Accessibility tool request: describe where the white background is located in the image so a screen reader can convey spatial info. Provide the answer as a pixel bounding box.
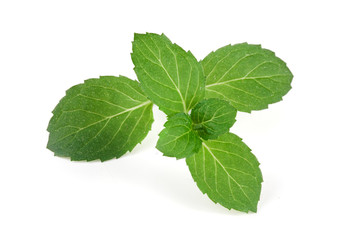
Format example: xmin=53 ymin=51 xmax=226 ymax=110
xmin=1 ymin=0 xmax=359 ymax=239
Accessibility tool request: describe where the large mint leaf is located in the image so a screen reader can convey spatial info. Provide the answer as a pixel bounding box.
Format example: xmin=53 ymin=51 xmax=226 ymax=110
xmin=186 ymin=133 xmax=263 ymax=212
xmin=47 ymin=76 xmax=153 ymax=161
xmin=202 ymin=43 xmax=293 ymax=113
xmin=132 ymin=33 xmax=205 ymax=115
xmin=191 ymin=98 xmax=237 ymax=140
xmin=156 ymin=113 xmax=201 ymax=159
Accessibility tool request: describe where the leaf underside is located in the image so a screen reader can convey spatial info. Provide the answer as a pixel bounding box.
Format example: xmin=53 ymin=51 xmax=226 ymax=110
xmin=156 ymin=113 xmax=201 ymax=159
xmin=186 ymin=133 xmax=263 ymax=212
xmin=201 ymin=43 xmax=293 ymax=113
xmin=191 ymin=98 xmax=237 ymax=140
xmin=132 ymin=33 xmax=205 ymax=115
xmin=47 ymin=76 xmax=153 ymax=161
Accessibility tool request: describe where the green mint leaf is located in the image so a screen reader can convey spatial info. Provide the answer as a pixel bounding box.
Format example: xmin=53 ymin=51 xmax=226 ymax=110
xmin=47 ymin=84 xmax=83 ymax=133
xmin=131 ymin=33 xmax=205 ymax=115
xmin=156 ymin=113 xmax=202 ymax=159
xmin=186 ymin=133 xmax=263 ymax=212
xmin=191 ymin=98 xmax=237 ymax=140
xmin=202 ymin=43 xmax=293 ymax=113
xmin=47 ymin=76 xmax=153 ymax=161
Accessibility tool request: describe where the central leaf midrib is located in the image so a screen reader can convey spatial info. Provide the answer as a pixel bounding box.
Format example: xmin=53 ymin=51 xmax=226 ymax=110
xmin=138 ymin=37 xmax=188 ymax=113
xmin=51 ymin=100 xmax=152 ymax=145
xmin=158 ymin=57 xmax=187 ymax=113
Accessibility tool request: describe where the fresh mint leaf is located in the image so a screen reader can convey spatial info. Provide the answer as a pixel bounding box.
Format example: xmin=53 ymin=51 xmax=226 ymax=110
xmin=47 ymin=76 xmax=153 ymax=161
xmin=186 ymin=133 xmax=263 ymax=212
xmin=156 ymin=113 xmax=202 ymax=159
xmin=131 ymin=33 xmax=205 ymax=115
xmin=191 ymin=98 xmax=237 ymax=140
xmin=202 ymin=43 xmax=293 ymax=113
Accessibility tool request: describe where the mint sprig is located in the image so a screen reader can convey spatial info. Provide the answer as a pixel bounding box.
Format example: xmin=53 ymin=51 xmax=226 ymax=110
xmin=47 ymin=33 xmax=293 ymax=212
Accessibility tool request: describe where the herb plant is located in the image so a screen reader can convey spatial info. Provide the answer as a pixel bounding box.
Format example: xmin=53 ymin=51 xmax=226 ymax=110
xmin=47 ymin=33 xmax=293 ymax=212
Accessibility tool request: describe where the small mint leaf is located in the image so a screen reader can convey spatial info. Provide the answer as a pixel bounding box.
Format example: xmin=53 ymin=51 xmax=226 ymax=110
xmin=47 ymin=76 xmax=154 ymax=161
xmin=132 ymin=33 xmax=205 ymax=115
xmin=186 ymin=133 xmax=263 ymax=212
xmin=202 ymin=43 xmax=293 ymax=113
xmin=191 ymin=98 xmax=237 ymax=140
xmin=156 ymin=113 xmax=202 ymax=159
